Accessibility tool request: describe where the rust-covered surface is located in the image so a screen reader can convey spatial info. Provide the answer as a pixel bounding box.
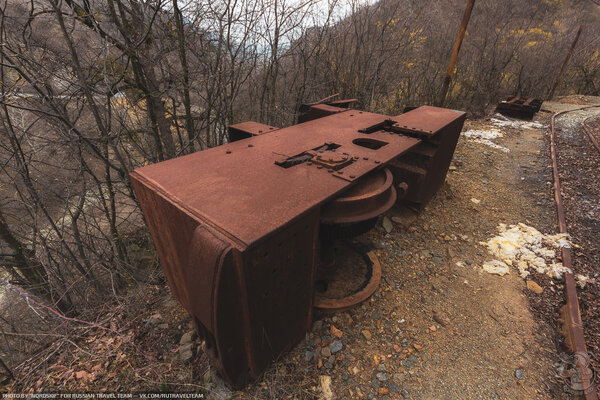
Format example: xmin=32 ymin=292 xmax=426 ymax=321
xmin=227 ymin=121 xmax=280 ymax=142
xmin=130 ymin=104 xmax=465 ymax=387
xmin=495 ymin=96 xmax=543 ymax=120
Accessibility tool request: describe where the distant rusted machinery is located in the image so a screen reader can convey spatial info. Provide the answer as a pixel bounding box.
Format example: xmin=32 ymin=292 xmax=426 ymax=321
xmin=131 ymin=99 xmax=465 ymax=388
xmin=495 ymin=96 xmax=543 ymax=119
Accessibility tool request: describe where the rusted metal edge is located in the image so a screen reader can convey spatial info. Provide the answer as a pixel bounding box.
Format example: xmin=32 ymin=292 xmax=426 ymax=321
xmin=550 ymin=107 xmax=599 ymax=400
xmin=130 ymin=171 xmax=248 ymax=250
xmin=582 ymin=116 xmax=600 ymax=153
xmin=314 ymin=250 xmax=381 ymax=312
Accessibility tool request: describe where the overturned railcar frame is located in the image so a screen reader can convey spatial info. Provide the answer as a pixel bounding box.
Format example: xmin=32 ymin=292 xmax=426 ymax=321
xmin=131 ymin=103 xmax=466 ymax=388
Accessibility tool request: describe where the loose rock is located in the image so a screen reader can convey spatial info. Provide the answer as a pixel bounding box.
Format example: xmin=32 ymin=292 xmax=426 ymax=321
xmin=330 ymin=325 xmax=343 ymax=338
xmin=526 ymin=280 xmax=543 ymax=294
xmin=319 ymin=375 xmax=335 ymax=400
xmin=330 ymin=340 xmax=343 ymax=354
xmin=383 ymin=216 xmax=393 ymax=233
xmin=376 ymin=372 xmax=388 ymax=381
xmin=180 ymin=330 xmax=196 ymax=345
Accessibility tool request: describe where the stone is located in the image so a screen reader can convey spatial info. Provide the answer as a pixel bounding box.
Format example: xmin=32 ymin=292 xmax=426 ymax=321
xmin=388 ymin=381 xmax=400 ymax=393
xmin=304 ymin=351 xmax=315 ymax=362
xmin=515 ymin=369 xmax=524 ymax=379
xmin=362 ymin=330 xmax=372 ymax=340
xmin=330 ymin=340 xmax=343 ymax=354
xmin=211 ymin=373 xmax=233 ymax=399
xmin=526 ymin=280 xmax=543 ymax=294
xmin=319 ymin=375 xmax=334 ymax=400
xmin=330 ymin=325 xmax=343 ymax=338
xmin=180 ymin=330 xmax=197 ymax=345
xmin=401 ymin=389 xmax=411 ymax=398
xmin=157 ymin=323 xmax=169 ymax=329
xmin=377 ymin=363 xmax=386 ymax=372
xmin=379 ymin=387 xmax=389 ymax=395
xmin=382 ymin=216 xmax=393 ymax=233
xmin=180 ymin=343 xmax=194 ymax=363
xmin=322 ymin=346 xmax=331 ymax=358
xmin=391 ymin=214 xmax=418 ymax=229
xmin=376 ymin=372 xmax=388 ymax=381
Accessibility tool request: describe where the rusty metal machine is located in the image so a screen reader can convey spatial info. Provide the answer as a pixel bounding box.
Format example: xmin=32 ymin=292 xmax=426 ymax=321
xmin=130 ymin=101 xmax=465 ymax=388
xmin=495 ymin=96 xmax=543 ymax=119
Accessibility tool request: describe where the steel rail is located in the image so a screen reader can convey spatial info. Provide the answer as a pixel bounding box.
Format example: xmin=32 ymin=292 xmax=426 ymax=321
xmin=582 ymin=115 xmax=600 ymax=153
xmin=550 ymin=105 xmax=600 ymax=400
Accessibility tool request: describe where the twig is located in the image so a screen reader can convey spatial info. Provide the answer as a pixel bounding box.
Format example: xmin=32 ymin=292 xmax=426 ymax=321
xmin=0 ymin=278 xmax=118 ymax=334
xmin=0 ymin=355 xmax=14 ymax=380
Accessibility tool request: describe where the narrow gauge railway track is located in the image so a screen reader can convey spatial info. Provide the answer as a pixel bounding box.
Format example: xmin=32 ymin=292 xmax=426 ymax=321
xmin=582 ymin=115 xmax=600 ymax=153
xmin=550 ymin=106 xmax=600 ymax=400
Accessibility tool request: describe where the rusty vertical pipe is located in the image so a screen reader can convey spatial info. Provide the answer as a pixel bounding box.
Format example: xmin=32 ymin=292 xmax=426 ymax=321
xmin=436 ymin=0 xmax=476 ymax=107
xmin=548 ymin=25 xmax=584 ymax=100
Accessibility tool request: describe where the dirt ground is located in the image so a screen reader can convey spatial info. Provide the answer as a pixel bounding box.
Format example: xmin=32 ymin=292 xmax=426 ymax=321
xmin=4 ymin=97 xmax=599 ymax=399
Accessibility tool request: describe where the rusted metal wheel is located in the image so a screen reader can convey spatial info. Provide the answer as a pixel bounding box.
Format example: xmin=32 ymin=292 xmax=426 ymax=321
xmin=314 ymin=242 xmax=381 ymax=312
xmin=320 ymin=167 xmax=396 ymax=225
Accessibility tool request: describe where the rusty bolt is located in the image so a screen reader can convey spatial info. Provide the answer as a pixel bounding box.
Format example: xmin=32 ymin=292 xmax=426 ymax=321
xmin=363 ymin=157 xmax=369 ymax=160
xmin=307 ymin=162 xmax=313 ymax=165
xmin=317 ymin=165 xmax=323 ymax=169
xmin=226 ymin=150 xmax=232 ymax=154
xmin=248 ymin=144 xmax=254 ymax=147
xmin=350 ymin=175 xmax=356 ymax=178
xmin=337 ymin=171 xmax=343 ymax=174
xmin=328 ymin=169 xmax=334 ymax=173
xmin=375 ymin=160 xmax=380 ymax=164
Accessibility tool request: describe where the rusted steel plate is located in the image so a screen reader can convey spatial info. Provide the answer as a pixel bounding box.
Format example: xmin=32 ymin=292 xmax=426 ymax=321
xmin=298 ymin=103 xmax=348 ymax=123
xmin=495 ymin=96 xmax=542 ymax=119
xmin=228 ymin=121 xmax=279 ymax=142
xmin=133 ymin=110 xmax=421 ymax=248
xmin=391 ymin=105 xmax=466 ymax=137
